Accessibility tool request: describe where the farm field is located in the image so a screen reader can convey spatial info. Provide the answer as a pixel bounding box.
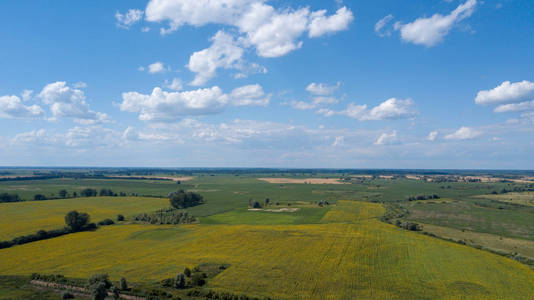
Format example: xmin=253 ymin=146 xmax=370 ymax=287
xmin=0 ymin=196 xmax=169 ymax=240
xmin=2 ymin=201 xmax=534 ymax=299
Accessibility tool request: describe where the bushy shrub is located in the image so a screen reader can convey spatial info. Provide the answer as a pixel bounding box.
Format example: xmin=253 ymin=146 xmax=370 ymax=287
xmin=97 ymin=219 xmax=114 ymax=226
xmin=117 ymin=214 xmax=125 ymax=221
xmin=174 ymin=273 xmax=186 ymax=289
xmin=191 ymin=273 xmax=205 ymax=287
xmin=120 ymin=277 xmax=128 ymax=290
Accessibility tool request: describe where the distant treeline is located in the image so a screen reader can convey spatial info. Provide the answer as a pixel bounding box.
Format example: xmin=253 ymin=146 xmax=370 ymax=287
xmin=0 ymin=188 xmax=131 ymax=203
xmin=0 ymin=193 xmax=21 ymax=203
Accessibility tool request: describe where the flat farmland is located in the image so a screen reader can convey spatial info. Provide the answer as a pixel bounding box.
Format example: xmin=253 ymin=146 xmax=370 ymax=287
xmin=1 ymin=201 xmax=534 ymax=299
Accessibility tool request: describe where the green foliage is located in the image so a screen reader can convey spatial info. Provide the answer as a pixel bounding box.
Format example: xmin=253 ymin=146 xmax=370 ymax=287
xmin=33 ymin=194 xmax=47 ymax=201
xmin=184 ymin=267 xmax=191 ymax=277
xmin=88 ymin=274 xmax=111 ymax=300
xmin=111 ymin=286 xmax=120 ymax=300
xmin=58 ymin=189 xmax=68 ymax=198
xmin=191 ymin=273 xmax=205 ymax=287
xmin=99 ymin=189 xmax=114 ymax=197
xmin=97 ymin=219 xmax=114 ymax=226
xmin=134 ymin=208 xmax=195 ymax=224
xmin=169 ymin=190 xmax=204 ymax=209
xmin=65 ymin=211 xmax=90 ymax=232
xmin=80 ymin=188 xmax=98 ymax=197
xmin=117 ymin=214 xmax=125 ymax=222
xmin=120 ymin=277 xmax=128 ymax=290
xmin=0 ymin=193 xmax=20 ymax=203
xmin=174 ymin=273 xmax=186 ymax=289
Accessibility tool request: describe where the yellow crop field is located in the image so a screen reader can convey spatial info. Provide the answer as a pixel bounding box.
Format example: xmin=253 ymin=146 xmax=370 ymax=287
xmin=1 ymin=201 xmax=534 ymax=299
xmin=0 ymin=197 xmax=169 ymax=240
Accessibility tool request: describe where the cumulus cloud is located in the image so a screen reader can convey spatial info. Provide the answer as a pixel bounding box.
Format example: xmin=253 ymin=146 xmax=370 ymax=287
xmin=394 ymin=0 xmax=477 ymax=47
xmin=188 ymin=31 xmax=244 ymax=86
xmin=229 ymin=84 xmax=270 ymax=106
xmin=165 ymin=78 xmax=183 ymax=91
xmin=12 ymin=126 xmax=121 ymax=148
xmin=120 ymin=84 xmax=269 ymax=122
xmin=444 ymin=126 xmax=481 ymax=140
xmin=319 ymin=98 xmax=416 ymax=121
xmin=308 ymin=7 xmax=354 ymax=38
xmin=375 ymin=131 xmax=398 ymax=145
xmin=120 ymin=86 xmax=228 ymax=122
xmin=494 ymin=100 xmax=534 ymax=113
xmin=141 ymin=1 xmax=353 ymax=83
xmin=306 ymin=82 xmax=340 ymax=95
xmin=0 ymin=95 xmax=44 ymax=119
xmin=148 ymin=62 xmax=167 ymax=74
xmin=144 ymin=0 xmax=353 ymax=56
xmin=38 ymin=81 xmax=109 ymax=124
xmin=21 ymin=89 xmax=33 ymax=101
xmin=475 ymin=80 xmax=534 ymax=105
xmin=427 ymin=131 xmax=438 ymax=141
xmin=115 ymin=9 xmax=144 ymax=29
xmin=375 ymin=14 xmax=394 ymax=37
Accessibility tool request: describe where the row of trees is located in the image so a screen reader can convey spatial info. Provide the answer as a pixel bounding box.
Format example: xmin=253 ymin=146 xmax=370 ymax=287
xmin=0 ymin=193 xmax=20 ymax=203
xmin=134 ymin=209 xmax=195 ymax=224
xmin=407 ymin=194 xmax=440 ymax=201
xmin=0 ymin=210 xmax=95 ymax=249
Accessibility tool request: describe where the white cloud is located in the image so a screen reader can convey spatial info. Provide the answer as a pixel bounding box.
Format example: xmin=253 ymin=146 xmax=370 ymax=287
xmin=475 ymin=80 xmax=534 ymax=105
xmin=165 ymin=78 xmax=183 ymax=91
xmin=308 ymin=7 xmax=354 ymax=38
xmin=321 ymin=98 xmax=416 ymax=121
xmin=364 ymin=98 xmax=416 ymax=120
xmin=375 ymin=14 xmax=394 ymax=37
xmin=148 ymin=62 xmax=167 ymax=74
xmin=12 ymin=126 xmax=121 ymax=148
xmin=444 ymin=126 xmax=481 ymax=140
xmin=494 ymin=100 xmax=534 ymax=113
xmin=144 ymin=0 xmax=353 ymax=56
xmin=38 ymin=81 xmax=109 ymax=124
xmin=305 ymin=82 xmax=340 ymax=95
xmin=0 ymin=95 xmax=44 ymax=119
xmin=229 ymin=84 xmax=270 ymax=106
xmin=138 ymin=66 xmax=145 ymax=71
xmin=240 ymin=4 xmax=310 ymax=58
xmin=375 ymin=131 xmax=398 ymax=145
xmin=141 ymin=27 xmax=151 ymax=32
xmin=120 ymin=86 xmax=228 ymax=122
xmin=427 ymin=131 xmax=438 ymax=141
xmin=115 ymin=9 xmax=144 ymax=29
xmin=21 ymin=89 xmax=33 ymax=101
xmin=290 ymin=100 xmax=317 ymax=110
xmin=188 ymin=31 xmax=244 ymax=86
xmin=394 ymin=0 xmax=477 ymax=47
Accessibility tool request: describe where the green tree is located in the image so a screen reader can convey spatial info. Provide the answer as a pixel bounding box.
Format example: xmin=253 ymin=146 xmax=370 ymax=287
xmin=88 ymin=274 xmax=111 ymax=300
xmin=174 ymin=273 xmax=186 ymax=289
xmin=120 ymin=277 xmax=128 ymax=290
xmin=169 ymin=190 xmax=204 ymax=209
xmin=184 ymin=267 xmax=191 ymax=277
xmin=59 ymin=189 xmax=68 ymax=198
xmin=65 ymin=210 xmax=90 ymax=232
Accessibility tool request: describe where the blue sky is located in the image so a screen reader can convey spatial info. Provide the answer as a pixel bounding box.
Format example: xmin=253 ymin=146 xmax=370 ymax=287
xmin=1 ymin=0 xmax=534 ymax=168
